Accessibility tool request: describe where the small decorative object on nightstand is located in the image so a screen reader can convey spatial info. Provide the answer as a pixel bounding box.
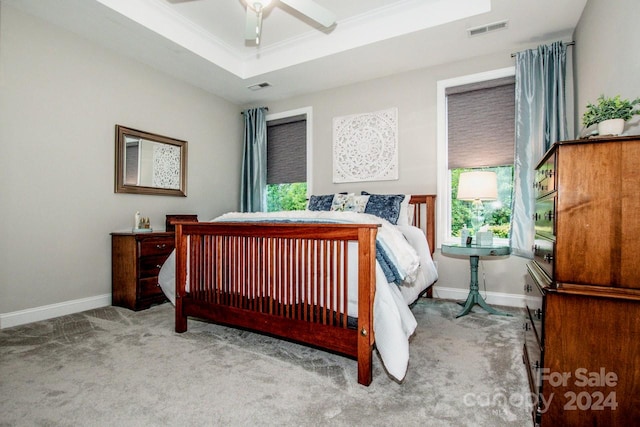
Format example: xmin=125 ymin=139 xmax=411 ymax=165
xmin=111 ymin=231 xmax=174 ymax=310
xmin=441 ymin=242 xmax=511 ymax=318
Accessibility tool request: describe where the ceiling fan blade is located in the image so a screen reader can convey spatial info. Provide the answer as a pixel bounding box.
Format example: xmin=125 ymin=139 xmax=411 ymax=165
xmin=245 ymin=8 xmax=260 ymax=41
xmin=280 ymin=0 xmax=336 ymax=27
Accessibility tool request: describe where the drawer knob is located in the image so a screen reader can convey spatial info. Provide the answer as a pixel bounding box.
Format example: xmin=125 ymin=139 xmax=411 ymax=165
xmin=544 ymin=211 xmax=555 ymax=220
xmin=544 ymin=254 xmax=554 ymax=263
xmin=535 ymin=308 xmax=543 ymax=320
xmin=523 ymin=323 xmax=530 ymax=331
xmin=155 ymin=264 xmax=163 ymax=269
xmin=156 ymin=244 xmax=167 ymax=249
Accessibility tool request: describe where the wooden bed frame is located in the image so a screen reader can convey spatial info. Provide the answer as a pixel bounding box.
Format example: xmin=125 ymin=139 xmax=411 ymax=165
xmin=174 ymin=194 xmax=436 ymax=386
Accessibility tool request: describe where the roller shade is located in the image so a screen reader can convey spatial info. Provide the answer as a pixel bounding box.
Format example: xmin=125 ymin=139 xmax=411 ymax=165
xmin=267 ymin=115 xmax=306 ymax=184
xmin=447 ymin=77 xmax=515 ymax=169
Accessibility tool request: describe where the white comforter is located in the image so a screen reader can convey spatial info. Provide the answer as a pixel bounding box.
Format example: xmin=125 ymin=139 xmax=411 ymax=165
xmin=158 ymin=210 xmax=438 ymax=381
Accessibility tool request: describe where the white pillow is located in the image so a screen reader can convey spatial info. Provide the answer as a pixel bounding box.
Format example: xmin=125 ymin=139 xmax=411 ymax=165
xmin=330 ymin=193 xmax=352 ymax=211
xmin=330 ymin=193 xmax=370 ymax=213
xmin=349 ymin=195 xmax=370 ymax=213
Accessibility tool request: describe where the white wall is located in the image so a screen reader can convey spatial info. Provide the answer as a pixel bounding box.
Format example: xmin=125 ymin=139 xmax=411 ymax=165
xmin=263 ymin=51 xmax=532 ymax=302
xmin=0 ymin=5 xmax=242 ymax=317
xmin=573 ymin=0 xmax=640 ymax=136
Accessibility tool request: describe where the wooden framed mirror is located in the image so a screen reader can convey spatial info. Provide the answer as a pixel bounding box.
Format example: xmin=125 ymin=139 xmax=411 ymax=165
xmin=115 ymin=125 xmax=187 ymax=197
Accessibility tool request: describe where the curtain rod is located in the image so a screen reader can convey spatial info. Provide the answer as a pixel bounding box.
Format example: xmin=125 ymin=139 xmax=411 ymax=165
xmin=510 ymin=41 xmax=574 ymax=58
xmin=240 ymin=107 xmax=269 ymax=115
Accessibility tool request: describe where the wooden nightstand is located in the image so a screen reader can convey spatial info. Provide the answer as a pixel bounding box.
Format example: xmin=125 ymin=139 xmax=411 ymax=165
xmin=111 ymin=231 xmax=174 ymax=310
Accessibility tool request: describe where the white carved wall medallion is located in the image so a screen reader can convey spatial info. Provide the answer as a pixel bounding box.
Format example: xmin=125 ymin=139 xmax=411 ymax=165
xmin=332 ymin=107 xmax=398 ymax=183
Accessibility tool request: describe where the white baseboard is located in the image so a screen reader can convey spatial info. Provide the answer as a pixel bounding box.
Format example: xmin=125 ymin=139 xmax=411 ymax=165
xmin=0 ymin=294 xmax=112 ymax=329
xmin=430 ymin=285 xmax=526 ymax=308
xmin=0 ymin=287 xmax=524 ymax=329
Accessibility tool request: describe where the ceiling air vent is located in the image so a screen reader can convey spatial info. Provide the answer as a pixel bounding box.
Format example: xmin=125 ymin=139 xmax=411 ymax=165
xmin=247 ymin=82 xmax=271 ymax=91
xmin=467 ymin=20 xmax=508 ymax=37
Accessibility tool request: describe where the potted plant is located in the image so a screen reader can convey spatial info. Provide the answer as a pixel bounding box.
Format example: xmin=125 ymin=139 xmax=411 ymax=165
xmin=582 ymin=94 xmax=640 ymax=136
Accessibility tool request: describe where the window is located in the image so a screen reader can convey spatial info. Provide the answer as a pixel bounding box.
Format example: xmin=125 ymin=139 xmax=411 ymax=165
xmin=265 ymin=108 xmax=312 ymax=211
xmin=437 ymin=69 xmax=516 ymax=244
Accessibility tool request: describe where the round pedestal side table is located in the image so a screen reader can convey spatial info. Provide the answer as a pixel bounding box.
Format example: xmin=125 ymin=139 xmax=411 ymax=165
xmin=441 ymin=243 xmax=512 ymax=318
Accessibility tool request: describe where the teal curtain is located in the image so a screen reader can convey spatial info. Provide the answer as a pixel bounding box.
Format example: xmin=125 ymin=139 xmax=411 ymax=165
xmin=240 ymin=107 xmax=268 ymax=212
xmin=511 ymin=41 xmax=568 ymax=257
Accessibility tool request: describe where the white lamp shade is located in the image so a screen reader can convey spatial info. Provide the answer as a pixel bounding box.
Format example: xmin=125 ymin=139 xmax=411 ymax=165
xmin=457 ymin=171 xmax=498 ymax=201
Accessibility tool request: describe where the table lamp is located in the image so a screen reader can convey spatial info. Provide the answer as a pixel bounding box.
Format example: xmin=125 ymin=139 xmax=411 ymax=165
xmin=457 ymin=170 xmax=498 ymax=231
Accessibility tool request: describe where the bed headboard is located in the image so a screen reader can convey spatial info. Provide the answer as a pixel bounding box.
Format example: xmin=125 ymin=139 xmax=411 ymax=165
xmin=409 ymin=194 xmax=436 ymax=255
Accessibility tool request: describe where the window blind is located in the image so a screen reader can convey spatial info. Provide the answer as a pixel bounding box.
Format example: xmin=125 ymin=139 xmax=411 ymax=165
xmin=447 ymin=77 xmax=515 ymax=169
xmin=267 ymin=115 xmax=307 ymax=184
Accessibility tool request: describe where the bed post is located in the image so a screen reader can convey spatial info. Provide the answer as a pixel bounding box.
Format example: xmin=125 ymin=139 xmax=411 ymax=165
xmin=357 ymin=225 xmax=378 ymax=386
xmin=174 ymin=223 xmax=187 ymax=333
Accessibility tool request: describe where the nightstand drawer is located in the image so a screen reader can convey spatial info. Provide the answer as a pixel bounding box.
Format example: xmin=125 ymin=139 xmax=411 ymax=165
xmin=139 ymin=237 xmax=174 ymax=257
xmin=139 ymin=255 xmax=170 ymax=278
xmin=139 ymin=277 xmax=163 ymax=299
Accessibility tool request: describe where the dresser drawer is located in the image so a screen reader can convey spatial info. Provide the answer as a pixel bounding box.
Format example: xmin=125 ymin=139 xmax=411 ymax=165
xmin=139 ymin=237 xmax=174 ymax=257
xmin=525 ymin=274 xmax=544 ymax=342
xmin=523 ymin=328 xmax=543 ymax=395
xmin=524 ymin=263 xmax=546 ymax=403
xmin=534 ymin=194 xmax=556 ymax=239
xmin=533 ymin=236 xmax=554 ymax=279
xmin=534 ymin=150 xmax=556 ymax=198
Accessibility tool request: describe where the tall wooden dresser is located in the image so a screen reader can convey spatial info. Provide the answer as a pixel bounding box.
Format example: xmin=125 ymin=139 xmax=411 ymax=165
xmin=111 ymin=231 xmax=174 ymax=310
xmin=524 ymin=136 xmax=640 ymax=426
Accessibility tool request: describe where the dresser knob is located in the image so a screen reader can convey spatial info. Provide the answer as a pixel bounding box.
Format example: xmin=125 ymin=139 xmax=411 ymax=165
xmin=155 ymin=264 xmax=163 ymax=269
xmin=535 ymin=308 xmax=543 ymax=319
xmin=156 ymin=244 xmax=167 ymax=249
xmin=544 ymin=254 xmax=553 ymax=263
xmin=523 ymin=323 xmax=530 ymax=331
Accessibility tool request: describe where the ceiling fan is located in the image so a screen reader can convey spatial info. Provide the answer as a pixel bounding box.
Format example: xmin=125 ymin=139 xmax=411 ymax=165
xmin=243 ymin=0 xmax=336 ymax=45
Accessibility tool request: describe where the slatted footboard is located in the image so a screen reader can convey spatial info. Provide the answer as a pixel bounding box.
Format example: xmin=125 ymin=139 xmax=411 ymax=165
xmin=174 ymin=222 xmax=379 ymax=386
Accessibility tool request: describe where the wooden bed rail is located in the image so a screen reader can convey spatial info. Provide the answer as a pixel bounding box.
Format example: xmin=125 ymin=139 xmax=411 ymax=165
xmin=409 ymin=194 xmax=436 ymax=255
xmin=174 ymin=221 xmax=379 ymax=385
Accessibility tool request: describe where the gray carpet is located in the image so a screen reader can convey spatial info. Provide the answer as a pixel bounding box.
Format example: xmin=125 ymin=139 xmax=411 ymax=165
xmin=0 ymin=299 xmax=532 ymax=426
